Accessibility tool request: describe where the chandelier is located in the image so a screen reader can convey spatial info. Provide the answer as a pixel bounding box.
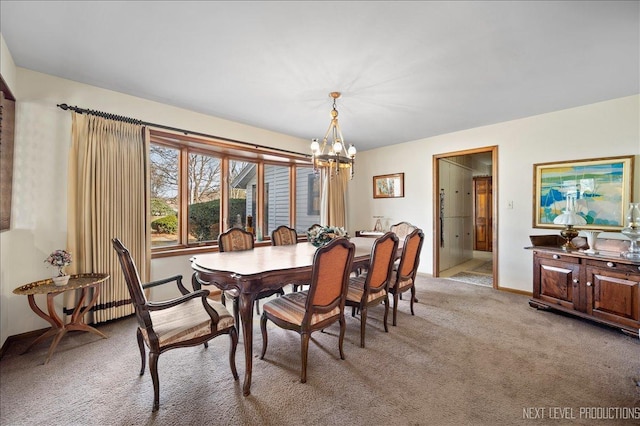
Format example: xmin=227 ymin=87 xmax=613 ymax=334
xmin=310 ymin=92 xmax=356 ymax=179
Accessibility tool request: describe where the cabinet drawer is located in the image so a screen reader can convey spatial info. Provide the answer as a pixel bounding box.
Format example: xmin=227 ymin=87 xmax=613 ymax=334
xmin=532 ymin=251 xmax=580 ymax=264
xmin=584 ymin=259 xmax=640 ymax=275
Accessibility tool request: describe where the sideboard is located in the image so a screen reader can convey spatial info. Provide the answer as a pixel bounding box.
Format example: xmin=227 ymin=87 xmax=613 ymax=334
xmin=527 ymin=236 xmax=639 ymax=337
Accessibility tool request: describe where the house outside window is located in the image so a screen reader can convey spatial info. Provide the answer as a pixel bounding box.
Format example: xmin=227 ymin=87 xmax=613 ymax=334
xmin=149 ymin=130 xmax=318 ymax=253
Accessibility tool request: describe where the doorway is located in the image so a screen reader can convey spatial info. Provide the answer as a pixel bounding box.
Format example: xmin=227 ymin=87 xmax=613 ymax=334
xmin=433 ymin=147 xmax=497 ymax=288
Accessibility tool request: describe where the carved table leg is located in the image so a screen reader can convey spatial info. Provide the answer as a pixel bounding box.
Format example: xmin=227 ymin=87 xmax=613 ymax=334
xmin=239 ymin=290 xmax=257 ymax=396
xmin=66 ymin=286 xmax=107 ymax=338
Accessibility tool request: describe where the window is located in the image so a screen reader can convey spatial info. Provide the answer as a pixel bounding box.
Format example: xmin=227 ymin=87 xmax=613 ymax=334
xmin=187 ymin=152 xmax=221 ymax=244
xmin=296 ymin=168 xmax=321 ymax=233
xmin=265 ymin=164 xmax=290 ymax=236
xmin=150 ymin=144 xmax=180 ymax=247
xmin=149 ymin=130 xmax=315 ymax=253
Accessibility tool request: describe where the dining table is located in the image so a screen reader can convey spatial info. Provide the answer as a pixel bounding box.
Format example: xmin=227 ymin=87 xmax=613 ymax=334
xmin=190 ymin=236 xmax=394 ymax=396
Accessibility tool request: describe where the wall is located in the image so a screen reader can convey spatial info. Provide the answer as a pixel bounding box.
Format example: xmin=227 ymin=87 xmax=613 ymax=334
xmin=0 ymin=65 xmax=310 ymax=346
xmin=348 ymin=95 xmax=640 ymax=293
xmin=1 ymin=35 xmax=638 ymax=345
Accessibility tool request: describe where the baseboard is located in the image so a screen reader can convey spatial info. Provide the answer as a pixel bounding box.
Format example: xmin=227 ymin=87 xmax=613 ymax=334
xmin=497 ymin=286 xmax=532 ymax=297
xmin=0 ymin=327 xmax=49 ymax=360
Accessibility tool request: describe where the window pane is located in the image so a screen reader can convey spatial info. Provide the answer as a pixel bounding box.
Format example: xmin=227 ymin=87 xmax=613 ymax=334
xmin=187 ymin=152 xmax=221 ymax=243
xmin=229 ymin=159 xmax=253 ymax=233
xmin=265 ymin=164 xmax=290 ymax=236
xmin=296 ymin=167 xmax=321 ymax=233
xmin=150 ymin=145 xmax=179 ymax=247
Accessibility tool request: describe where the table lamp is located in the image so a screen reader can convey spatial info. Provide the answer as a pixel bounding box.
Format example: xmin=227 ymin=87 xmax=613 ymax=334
xmin=554 ymin=197 xmax=586 ymax=250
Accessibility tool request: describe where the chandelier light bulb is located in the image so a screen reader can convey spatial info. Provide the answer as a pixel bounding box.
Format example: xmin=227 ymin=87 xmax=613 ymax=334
xmin=347 ymin=145 xmax=356 ymax=156
xmin=333 ymin=141 xmax=343 ymax=153
xmin=310 ymin=139 xmax=320 ymax=153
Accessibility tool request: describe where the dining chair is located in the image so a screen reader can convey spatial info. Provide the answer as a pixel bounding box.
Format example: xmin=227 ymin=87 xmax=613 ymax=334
xmin=218 ymin=228 xmax=284 ymax=326
xmin=389 ymin=221 xmax=419 ymax=300
xmin=111 ymin=238 xmax=238 ymax=411
xmin=388 ymin=228 xmax=425 ymax=326
xmin=345 ymin=231 xmax=399 ymax=348
xmin=390 ymin=221 xmax=417 ymax=241
xmin=271 ymin=225 xmax=309 ymax=292
xmin=259 ymin=237 xmax=355 ymax=383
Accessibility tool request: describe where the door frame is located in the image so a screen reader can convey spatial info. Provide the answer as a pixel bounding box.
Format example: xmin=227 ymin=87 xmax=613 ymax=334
xmin=432 ymin=146 xmax=498 ymax=289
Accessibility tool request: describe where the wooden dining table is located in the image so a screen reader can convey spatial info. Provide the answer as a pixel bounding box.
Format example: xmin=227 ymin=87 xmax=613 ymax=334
xmin=190 ymin=236 xmax=388 ymax=396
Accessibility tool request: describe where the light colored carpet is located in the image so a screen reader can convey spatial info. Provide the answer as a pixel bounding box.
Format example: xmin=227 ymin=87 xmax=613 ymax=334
xmin=1 ymin=275 xmax=638 ymax=425
xmin=448 ymin=271 xmax=493 ymax=287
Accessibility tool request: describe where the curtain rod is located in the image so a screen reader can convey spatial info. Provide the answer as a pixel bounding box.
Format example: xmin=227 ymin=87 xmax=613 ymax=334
xmin=56 ymin=103 xmax=311 ymax=158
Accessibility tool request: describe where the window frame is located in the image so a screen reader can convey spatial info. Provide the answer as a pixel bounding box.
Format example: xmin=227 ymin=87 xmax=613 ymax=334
xmin=149 ymin=129 xmax=313 ymax=257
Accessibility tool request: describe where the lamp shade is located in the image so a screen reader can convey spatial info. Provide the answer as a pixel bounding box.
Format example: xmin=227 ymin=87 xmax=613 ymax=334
xmin=553 ymin=212 xmax=587 ymax=226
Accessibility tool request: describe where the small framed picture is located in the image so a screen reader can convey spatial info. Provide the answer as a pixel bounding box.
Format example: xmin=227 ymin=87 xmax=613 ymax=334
xmin=373 ymin=173 xmax=404 ymax=199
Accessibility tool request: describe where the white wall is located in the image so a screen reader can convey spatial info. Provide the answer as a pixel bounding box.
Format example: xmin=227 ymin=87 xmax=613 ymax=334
xmin=1 ymin=37 xmax=638 ymax=346
xmin=348 ymin=95 xmax=640 ymax=292
xmin=0 ymin=34 xmax=16 ymax=91
xmin=0 ymin=66 xmax=310 ymax=346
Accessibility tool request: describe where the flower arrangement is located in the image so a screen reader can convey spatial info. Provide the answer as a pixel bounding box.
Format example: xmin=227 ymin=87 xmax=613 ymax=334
xmin=44 ymin=249 xmax=72 ymax=277
xmin=307 ymin=226 xmax=350 ymax=247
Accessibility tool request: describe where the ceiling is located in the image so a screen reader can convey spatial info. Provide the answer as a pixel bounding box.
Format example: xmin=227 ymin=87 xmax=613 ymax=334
xmin=1 ymin=1 xmax=638 ymax=152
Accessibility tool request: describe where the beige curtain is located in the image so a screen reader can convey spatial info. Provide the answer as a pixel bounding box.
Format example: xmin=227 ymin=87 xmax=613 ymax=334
xmin=320 ymin=168 xmax=348 ymax=228
xmin=65 ymin=113 xmax=149 ymax=323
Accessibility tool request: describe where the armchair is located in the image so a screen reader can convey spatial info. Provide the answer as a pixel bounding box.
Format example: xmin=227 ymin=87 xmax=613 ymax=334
xmin=111 ymin=238 xmax=238 ymax=411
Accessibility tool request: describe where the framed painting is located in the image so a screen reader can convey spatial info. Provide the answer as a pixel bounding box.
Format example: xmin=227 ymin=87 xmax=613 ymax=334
xmin=373 ymin=173 xmax=404 ymax=199
xmin=533 ymin=155 xmax=634 ymax=230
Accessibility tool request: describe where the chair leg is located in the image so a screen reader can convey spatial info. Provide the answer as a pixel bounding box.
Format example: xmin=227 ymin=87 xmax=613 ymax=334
xmin=233 ymin=297 xmax=240 ymax=334
xmin=392 ymin=293 xmax=399 ymax=326
xmin=229 ymin=328 xmax=239 ymax=380
xmin=149 ymin=351 xmax=160 ymax=411
xmin=255 ymin=300 xmax=260 ymax=315
xmin=221 ymin=291 xmax=226 ymax=306
xmin=301 ymin=332 xmax=310 ymax=383
xmin=136 ymin=328 xmax=146 ymax=375
xmin=259 ymin=313 xmax=268 ymax=359
xmin=338 ymin=315 xmax=346 ymax=360
xmin=360 ymin=306 xmax=367 ymax=348
xmin=410 ymin=287 xmax=416 ymax=316
xmin=383 ymin=297 xmax=389 ymax=333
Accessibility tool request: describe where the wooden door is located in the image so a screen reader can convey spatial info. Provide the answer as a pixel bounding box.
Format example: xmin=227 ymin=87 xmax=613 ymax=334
xmin=473 ymin=176 xmax=492 ymax=251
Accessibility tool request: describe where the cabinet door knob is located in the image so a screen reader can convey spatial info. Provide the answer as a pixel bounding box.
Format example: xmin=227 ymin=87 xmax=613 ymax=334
xmin=553 ymin=254 xmax=560 ymax=260
xmin=586 ymin=282 xmax=592 ymax=287
xmin=572 ymin=279 xmax=579 ymax=284
xmin=606 ymin=262 xmax=615 ymax=268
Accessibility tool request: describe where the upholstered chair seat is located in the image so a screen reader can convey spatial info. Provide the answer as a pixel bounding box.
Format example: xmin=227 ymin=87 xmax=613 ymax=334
xmin=262 ymin=291 xmax=341 ymax=326
xmin=142 ymin=298 xmax=235 ymax=347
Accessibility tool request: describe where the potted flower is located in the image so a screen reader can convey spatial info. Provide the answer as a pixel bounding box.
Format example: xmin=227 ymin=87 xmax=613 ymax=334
xmin=44 ymin=249 xmax=72 ymax=286
xmin=307 ymin=226 xmax=350 ymax=247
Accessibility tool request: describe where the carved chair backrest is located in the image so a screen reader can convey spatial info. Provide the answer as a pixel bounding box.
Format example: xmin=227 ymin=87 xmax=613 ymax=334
xmin=396 ymin=228 xmax=425 ymax=282
xmin=364 ymin=232 xmax=399 ymax=294
xmin=218 ymin=228 xmax=255 ymax=252
xmin=304 ymin=238 xmax=355 ymax=322
xmin=271 ymin=225 xmax=298 ymax=246
xmin=111 ymin=238 xmax=152 ymax=330
xmin=390 ymin=221 xmax=417 ymax=241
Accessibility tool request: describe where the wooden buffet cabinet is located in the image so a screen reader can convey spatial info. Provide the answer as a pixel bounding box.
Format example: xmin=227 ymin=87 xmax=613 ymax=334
xmin=528 ymin=239 xmax=640 ymax=337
